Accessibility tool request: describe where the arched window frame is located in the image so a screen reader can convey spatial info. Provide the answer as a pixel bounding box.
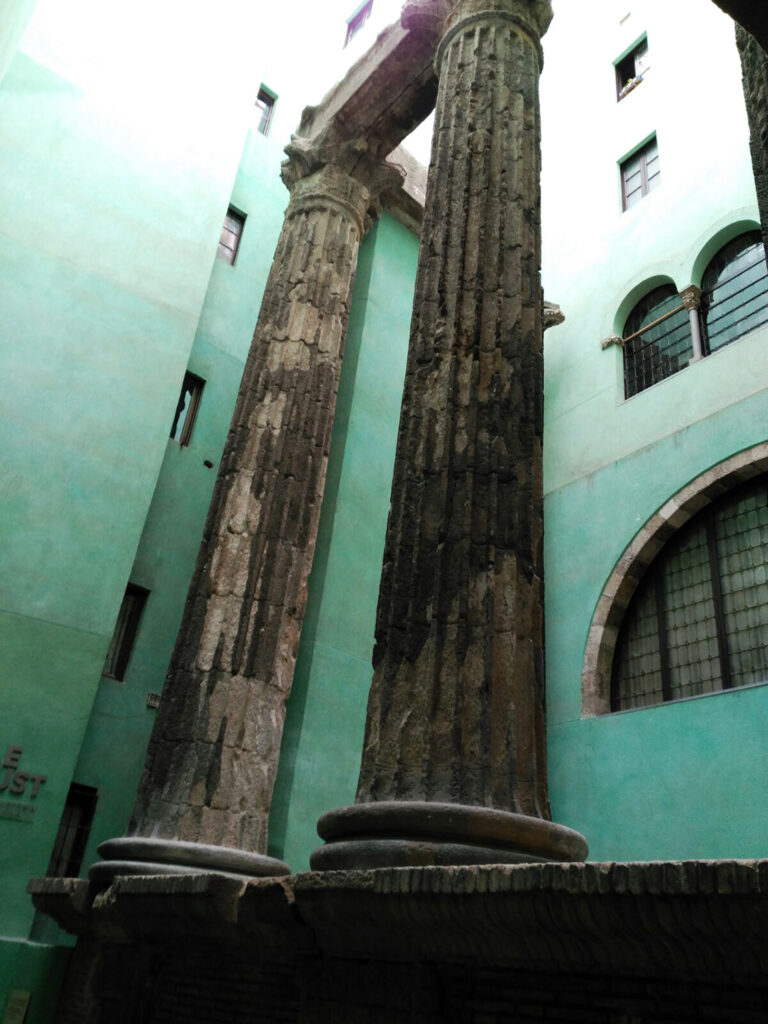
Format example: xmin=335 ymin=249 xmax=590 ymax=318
xmin=701 ymin=230 xmax=768 ymax=354
xmin=582 ymin=444 xmax=768 ymax=717
xmin=611 ymin=228 xmax=768 ymax=400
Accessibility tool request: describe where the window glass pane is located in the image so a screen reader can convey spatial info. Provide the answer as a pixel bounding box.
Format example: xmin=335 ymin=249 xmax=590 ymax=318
xmin=663 ymin=523 xmax=720 ymax=701
xmin=703 ymin=232 xmax=768 ymax=351
xmin=623 ymin=285 xmax=692 ymax=397
xmin=612 ymin=575 xmax=663 ymax=711
xmin=612 ymin=475 xmax=768 ymax=711
xmin=714 ymin=479 xmax=768 ymax=688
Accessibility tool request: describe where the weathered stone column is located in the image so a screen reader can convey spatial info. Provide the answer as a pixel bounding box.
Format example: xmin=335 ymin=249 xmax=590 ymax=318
xmin=736 ymin=25 xmax=768 ymax=266
xmin=92 ymin=156 xmax=392 ymax=884
xmin=312 ymin=0 xmax=587 ymax=869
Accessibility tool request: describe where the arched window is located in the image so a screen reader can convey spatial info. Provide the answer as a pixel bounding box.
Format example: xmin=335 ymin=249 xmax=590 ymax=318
xmin=622 ymin=284 xmax=692 ymax=398
xmin=702 ymin=231 xmax=768 ymax=353
xmin=612 ymin=475 xmax=768 ymax=711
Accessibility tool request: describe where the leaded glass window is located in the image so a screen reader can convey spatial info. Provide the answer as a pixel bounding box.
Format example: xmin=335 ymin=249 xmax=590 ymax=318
xmin=612 ymin=476 xmax=768 ymax=711
xmin=702 ymin=231 xmax=768 ymax=352
xmin=623 ymin=284 xmax=692 ymax=398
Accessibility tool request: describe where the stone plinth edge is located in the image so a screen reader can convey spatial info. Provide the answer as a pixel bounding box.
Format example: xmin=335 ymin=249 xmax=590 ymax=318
xmin=310 ymin=801 xmax=588 ymax=870
xmin=89 ymin=837 xmax=290 ymax=889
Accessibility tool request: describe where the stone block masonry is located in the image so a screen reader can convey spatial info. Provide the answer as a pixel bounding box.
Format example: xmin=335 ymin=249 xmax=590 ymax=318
xmin=31 ymin=861 xmax=768 ymax=1023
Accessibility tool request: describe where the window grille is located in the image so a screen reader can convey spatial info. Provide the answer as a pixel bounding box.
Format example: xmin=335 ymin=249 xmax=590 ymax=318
xmin=217 ymin=206 xmax=245 ymax=265
xmin=47 ymin=783 xmax=98 ymax=877
xmin=103 ymin=584 xmax=148 ymax=681
xmin=702 ymin=231 xmax=768 ymax=353
xmin=612 ymin=475 xmax=768 ymax=711
xmin=170 ymin=372 xmax=204 ymax=446
xmin=622 ymin=285 xmax=692 ymax=398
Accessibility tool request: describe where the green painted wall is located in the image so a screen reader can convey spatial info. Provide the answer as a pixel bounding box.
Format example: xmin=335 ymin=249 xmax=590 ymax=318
xmin=546 ymin=388 xmax=768 ymax=858
xmin=0 ymin=3 xmax=268 ymax=1014
xmin=269 ymin=214 xmax=419 ymax=871
xmin=540 ymin=0 xmax=768 ymax=862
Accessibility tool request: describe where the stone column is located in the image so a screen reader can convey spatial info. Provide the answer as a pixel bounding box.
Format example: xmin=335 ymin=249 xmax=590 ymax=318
xmin=92 ymin=156 xmax=392 ymax=884
xmin=736 ymin=25 xmax=768 ymax=266
xmin=312 ymin=0 xmax=587 ymax=870
xmin=680 ymin=285 xmax=704 ymax=361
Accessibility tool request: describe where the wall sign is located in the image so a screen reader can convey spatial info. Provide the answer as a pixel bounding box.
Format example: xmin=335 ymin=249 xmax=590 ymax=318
xmin=0 ymin=746 xmax=46 ymax=823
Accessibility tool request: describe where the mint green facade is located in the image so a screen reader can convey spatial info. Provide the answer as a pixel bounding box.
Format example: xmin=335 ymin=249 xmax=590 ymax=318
xmin=0 ymin=4 xmax=421 ymax=1015
xmin=540 ymin=0 xmax=768 ymax=859
xmin=3 ymin=0 xmax=768 ymax=1020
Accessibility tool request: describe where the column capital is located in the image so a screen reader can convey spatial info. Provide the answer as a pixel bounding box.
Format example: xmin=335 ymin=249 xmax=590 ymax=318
xmin=679 ymin=284 xmax=703 ymax=311
xmin=282 ymin=141 xmax=405 ymax=236
xmin=436 ymin=0 xmax=553 ymax=71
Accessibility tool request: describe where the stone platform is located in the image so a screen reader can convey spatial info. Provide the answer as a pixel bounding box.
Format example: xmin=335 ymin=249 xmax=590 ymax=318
xmin=31 ymin=861 xmax=768 ymax=1022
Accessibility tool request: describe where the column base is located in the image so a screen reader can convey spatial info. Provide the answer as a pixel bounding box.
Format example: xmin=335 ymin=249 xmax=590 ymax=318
xmin=310 ymin=801 xmax=588 ymax=871
xmin=89 ymin=836 xmax=290 ymax=888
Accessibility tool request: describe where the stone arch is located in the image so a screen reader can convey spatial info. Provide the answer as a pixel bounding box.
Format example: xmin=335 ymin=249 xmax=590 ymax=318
xmin=582 ymin=441 xmax=768 ymax=717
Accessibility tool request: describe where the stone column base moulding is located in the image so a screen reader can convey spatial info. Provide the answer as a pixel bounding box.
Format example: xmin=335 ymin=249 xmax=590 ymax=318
xmin=89 ymin=837 xmax=289 ymax=889
xmin=310 ymin=802 xmax=588 ymax=870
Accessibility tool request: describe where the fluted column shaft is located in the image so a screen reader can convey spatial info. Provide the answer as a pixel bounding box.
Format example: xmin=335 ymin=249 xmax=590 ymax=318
xmin=357 ymin=0 xmax=553 ymax=816
xmin=129 ymin=164 xmax=372 ymax=856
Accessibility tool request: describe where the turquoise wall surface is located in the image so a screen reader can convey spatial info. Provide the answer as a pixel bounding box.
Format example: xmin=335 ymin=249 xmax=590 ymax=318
xmin=269 ymin=214 xmax=419 ymax=871
xmin=540 ymin=0 xmax=768 ymax=862
xmin=0 ymin=2 xmax=265 ymax=1015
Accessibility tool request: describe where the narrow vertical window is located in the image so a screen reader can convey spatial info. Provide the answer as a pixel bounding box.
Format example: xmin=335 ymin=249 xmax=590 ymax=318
xmin=620 ymin=136 xmax=659 ymax=210
xmin=47 ymin=783 xmax=98 ymax=877
xmin=103 ymin=584 xmax=148 ymax=681
xmin=170 ymin=372 xmax=205 ymax=446
xmin=345 ymin=0 xmax=373 ymax=46
xmin=255 ymin=87 xmax=276 ymax=136
xmin=217 ymin=206 xmax=245 ymax=265
xmin=615 ymin=36 xmax=649 ymax=100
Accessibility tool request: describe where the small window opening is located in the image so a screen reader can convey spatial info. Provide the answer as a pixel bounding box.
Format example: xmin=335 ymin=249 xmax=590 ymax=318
xmin=217 ymin=206 xmax=245 ymax=265
xmin=615 ymin=37 xmax=649 ymax=100
xmin=256 ymin=87 xmax=276 ymax=136
xmin=47 ymin=783 xmax=98 ymax=877
xmin=345 ymin=0 xmax=373 ymax=46
xmin=620 ymin=135 xmax=659 ymax=211
xmin=103 ymin=584 xmax=148 ymax=681
xmin=170 ymin=372 xmax=205 ymax=446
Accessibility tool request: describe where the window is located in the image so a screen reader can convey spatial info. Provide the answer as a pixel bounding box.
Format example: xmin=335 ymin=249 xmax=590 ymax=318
xmin=620 ymin=136 xmax=659 ymax=210
xmin=702 ymin=231 xmax=768 ymax=353
xmin=170 ymin=372 xmax=204 ymax=446
xmin=47 ymin=783 xmax=98 ymax=877
xmin=217 ymin=206 xmax=245 ymax=265
xmin=622 ymin=284 xmax=691 ymax=397
xmin=344 ymin=0 xmax=373 ymax=46
xmin=103 ymin=584 xmax=148 ymax=681
xmin=255 ymin=87 xmax=276 ymax=136
xmin=615 ymin=36 xmax=649 ymax=100
xmin=612 ymin=476 xmax=768 ymax=711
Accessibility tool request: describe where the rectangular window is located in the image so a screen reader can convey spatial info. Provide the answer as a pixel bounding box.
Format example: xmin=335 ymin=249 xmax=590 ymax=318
xmin=615 ymin=36 xmax=649 ymax=100
xmin=217 ymin=206 xmax=245 ymax=265
xmin=255 ymin=86 xmax=276 ymax=136
xmin=47 ymin=783 xmax=98 ymax=878
xmin=345 ymin=0 xmax=373 ymax=46
xmin=103 ymin=584 xmax=148 ymax=681
xmin=170 ymin=372 xmax=204 ymax=446
xmin=620 ymin=136 xmax=659 ymax=211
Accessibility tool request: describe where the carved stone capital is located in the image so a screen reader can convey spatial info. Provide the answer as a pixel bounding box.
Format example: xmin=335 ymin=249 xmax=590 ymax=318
xmin=401 ymin=0 xmax=452 ymax=35
xmin=437 ymin=0 xmax=553 ymax=71
xmin=679 ymin=284 xmax=703 ymax=312
xmin=282 ymin=141 xmax=406 ymax=235
xmin=601 ymin=335 xmax=623 ymax=350
xmin=543 ymin=301 xmax=564 ymax=330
